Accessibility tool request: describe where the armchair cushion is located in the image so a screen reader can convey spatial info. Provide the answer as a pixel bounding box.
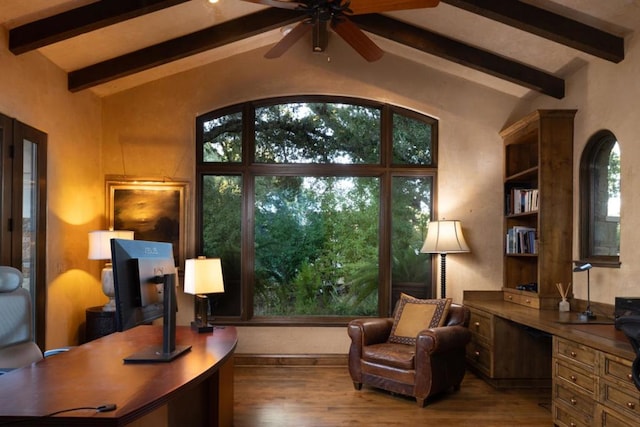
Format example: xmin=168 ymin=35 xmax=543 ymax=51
xmin=363 ymin=342 xmax=415 ymax=370
xmin=388 ymin=294 xmax=451 ymax=345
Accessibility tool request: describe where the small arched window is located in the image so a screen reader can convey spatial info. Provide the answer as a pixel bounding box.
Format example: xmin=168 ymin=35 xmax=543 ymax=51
xmin=579 ymin=130 xmax=620 ymax=267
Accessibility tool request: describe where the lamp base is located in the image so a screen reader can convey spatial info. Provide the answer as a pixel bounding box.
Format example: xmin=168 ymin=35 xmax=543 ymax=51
xmin=579 ymin=311 xmax=597 ymax=321
xmin=190 ymin=320 xmax=213 ymax=333
xmin=103 ymin=298 xmax=116 ymax=312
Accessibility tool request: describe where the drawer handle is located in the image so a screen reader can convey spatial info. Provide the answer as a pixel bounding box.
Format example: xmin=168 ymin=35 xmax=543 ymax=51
xmin=570 ymin=375 xmax=577 ymax=382
xmin=474 ymin=321 xmax=480 ymax=327
xmin=525 ymin=299 xmax=531 ymax=304
xmin=507 ymin=295 xmax=513 ymax=300
xmin=474 ymin=351 xmax=480 ymax=358
xmin=570 ymin=398 xmax=577 ymax=405
xmin=627 ymin=402 xmax=636 ymax=410
xmin=628 ymin=373 xmax=634 ymax=381
xmin=570 ymin=351 xmax=577 ymax=357
xmin=570 ymin=423 xmax=576 ymax=427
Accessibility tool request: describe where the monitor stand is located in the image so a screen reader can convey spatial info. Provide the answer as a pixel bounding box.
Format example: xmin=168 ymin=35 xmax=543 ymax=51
xmin=124 ymin=274 xmax=191 ymax=363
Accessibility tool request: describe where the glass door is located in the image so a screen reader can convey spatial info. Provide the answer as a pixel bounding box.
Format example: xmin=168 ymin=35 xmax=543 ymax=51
xmin=0 ymin=114 xmax=47 ymax=349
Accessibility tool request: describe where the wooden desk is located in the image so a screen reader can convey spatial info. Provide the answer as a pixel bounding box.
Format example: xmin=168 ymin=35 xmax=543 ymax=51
xmin=0 ymin=325 xmax=237 ymax=427
xmin=463 ymin=292 xmax=634 ymax=360
xmin=464 ymin=291 xmax=640 ymax=426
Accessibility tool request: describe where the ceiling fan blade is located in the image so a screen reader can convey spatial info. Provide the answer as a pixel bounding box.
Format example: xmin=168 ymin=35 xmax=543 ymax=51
xmin=346 ymin=0 xmax=440 ymax=15
xmin=265 ymin=21 xmax=312 ymax=59
xmin=331 ymin=18 xmax=384 ymax=62
xmin=240 ymin=0 xmax=304 ymax=10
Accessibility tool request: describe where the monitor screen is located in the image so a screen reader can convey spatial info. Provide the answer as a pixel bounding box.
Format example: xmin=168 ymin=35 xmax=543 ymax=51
xmin=111 ymin=238 xmax=176 ymax=332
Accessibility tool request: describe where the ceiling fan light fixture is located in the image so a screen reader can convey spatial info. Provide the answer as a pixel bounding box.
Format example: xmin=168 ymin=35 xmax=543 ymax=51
xmin=247 ymin=0 xmax=440 ymax=61
xmin=313 ymin=21 xmax=328 ymax=52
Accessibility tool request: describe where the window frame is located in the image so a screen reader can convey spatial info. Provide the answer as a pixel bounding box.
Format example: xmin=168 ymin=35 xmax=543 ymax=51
xmin=578 ymin=129 xmax=620 ymax=268
xmin=195 ymin=96 xmax=438 ymax=325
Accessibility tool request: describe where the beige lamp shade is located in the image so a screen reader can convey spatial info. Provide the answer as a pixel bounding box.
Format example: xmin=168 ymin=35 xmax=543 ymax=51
xmin=88 ymin=230 xmax=134 ymax=260
xmin=420 ymin=220 xmax=470 ymax=254
xmin=184 ymin=257 xmax=225 ymax=295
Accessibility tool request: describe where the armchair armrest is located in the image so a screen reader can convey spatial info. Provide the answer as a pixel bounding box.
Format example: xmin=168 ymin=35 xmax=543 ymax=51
xmin=416 ymin=325 xmax=471 ymax=355
xmin=348 ymin=318 xmax=394 ymax=385
xmin=348 ymin=318 xmax=393 ymax=347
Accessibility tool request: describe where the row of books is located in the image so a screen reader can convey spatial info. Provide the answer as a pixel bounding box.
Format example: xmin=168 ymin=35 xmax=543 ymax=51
xmin=506 ymin=188 xmax=539 ymax=215
xmin=506 ymin=226 xmax=538 ymax=254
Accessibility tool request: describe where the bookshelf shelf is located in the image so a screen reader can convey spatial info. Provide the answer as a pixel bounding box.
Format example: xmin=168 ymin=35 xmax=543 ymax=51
xmin=500 ymin=110 xmax=576 ymax=309
xmin=505 ymin=166 xmax=538 ymax=182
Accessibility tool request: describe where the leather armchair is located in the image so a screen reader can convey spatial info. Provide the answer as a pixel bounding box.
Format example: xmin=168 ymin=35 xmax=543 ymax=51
xmin=348 ymin=303 xmax=471 ymax=407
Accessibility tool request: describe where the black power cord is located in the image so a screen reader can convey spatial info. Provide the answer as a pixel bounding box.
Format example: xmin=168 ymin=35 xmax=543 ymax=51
xmin=0 ymin=404 xmax=116 ymax=426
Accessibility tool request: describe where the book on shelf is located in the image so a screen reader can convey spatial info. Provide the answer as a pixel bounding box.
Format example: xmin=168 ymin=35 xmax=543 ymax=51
xmin=505 ymin=226 xmax=538 ymax=254
xmin=506 ymin=188 xmax=539 ymax=215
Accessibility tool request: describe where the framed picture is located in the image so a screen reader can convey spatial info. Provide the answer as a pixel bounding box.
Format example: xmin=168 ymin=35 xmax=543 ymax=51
xmin=106 ymin=178 xmax=188 ymax=267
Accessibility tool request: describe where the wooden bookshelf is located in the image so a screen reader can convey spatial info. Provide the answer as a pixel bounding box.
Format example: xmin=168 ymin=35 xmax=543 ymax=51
xmin=500 ymin=110 xmax=577 ymax=310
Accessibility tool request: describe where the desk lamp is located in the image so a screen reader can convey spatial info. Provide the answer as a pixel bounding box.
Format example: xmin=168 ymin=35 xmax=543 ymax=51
xmin=420 ymin=220 xmax=470 ymax=299
xmin=184 ymin=257 xmax=225 ymax=333
xmin=88 ymin=229 xmax=134 ymax=311
xmin=573 ymin=262 xmax=595 ymax=321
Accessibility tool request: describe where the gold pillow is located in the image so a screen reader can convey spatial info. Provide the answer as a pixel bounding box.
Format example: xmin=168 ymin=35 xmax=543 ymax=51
xmin=388 ymin=293 xmax=452 ymax=345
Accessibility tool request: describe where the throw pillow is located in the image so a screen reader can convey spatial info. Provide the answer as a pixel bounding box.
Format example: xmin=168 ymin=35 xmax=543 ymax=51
xmin=388 ymin=293 xmax=452 ymax=345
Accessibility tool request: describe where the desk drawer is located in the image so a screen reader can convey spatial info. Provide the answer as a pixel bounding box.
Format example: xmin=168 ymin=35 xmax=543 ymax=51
xmin=553 ymin=400 xmax=592 ymax=427
xmin=554 ymin=382 xmax=595 ymax=416
xmin=503 ymin=292 xmax=540 ymax=309
xmin=600 ymin=352 xmax=636 ymax=388
xmin=466 ymin=340 xmax=491 ymax=377
xmin=595 ymin=403 xmax=639 ymax=427
xmin=468 ymin=309 xmax=492 ymax=342
xmin=554 ymin=337 xmax=597 ymax=371
xmin=554 ymin=359 xmax=597 ymax=396
xmin=600 ymin=379 xmax=640 ymax=420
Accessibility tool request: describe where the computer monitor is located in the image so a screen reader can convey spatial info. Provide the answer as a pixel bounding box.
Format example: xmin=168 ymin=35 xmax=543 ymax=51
xmin=111 ymin=238 xmax=191 ymax=363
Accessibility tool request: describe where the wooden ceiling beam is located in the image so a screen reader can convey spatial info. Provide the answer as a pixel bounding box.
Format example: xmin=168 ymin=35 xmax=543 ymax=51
xmin=68 ymin=8 xmax=302 ymax=92
xmin=441 ymin=0 xmax=624 ymax=63
xmin=9 ymin=0 xmax=191 ymax=55
xmin=352 ymin=14 xmax=564 ymax=99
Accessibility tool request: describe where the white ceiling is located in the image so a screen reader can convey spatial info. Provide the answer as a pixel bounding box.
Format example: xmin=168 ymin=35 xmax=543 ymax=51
xmin=1 ymin=0 xmax=638 ymax=98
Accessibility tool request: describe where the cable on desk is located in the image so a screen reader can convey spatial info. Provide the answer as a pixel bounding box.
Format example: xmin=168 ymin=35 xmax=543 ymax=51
xmin=0 ymin=403 xmax=116 ymax=426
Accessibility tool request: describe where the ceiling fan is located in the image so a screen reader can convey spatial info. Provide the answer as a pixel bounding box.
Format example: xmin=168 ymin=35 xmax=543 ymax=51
xmin=241 ymin=0 xmax=440 ymax=62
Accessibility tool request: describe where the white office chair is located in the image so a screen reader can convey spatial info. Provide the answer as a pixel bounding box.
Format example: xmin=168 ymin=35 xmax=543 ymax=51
xmin=0 ymin=266 xmax=44 ymax=373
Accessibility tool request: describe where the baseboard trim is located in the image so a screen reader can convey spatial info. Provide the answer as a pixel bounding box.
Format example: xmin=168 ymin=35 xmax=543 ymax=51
xmin=234 ymin=353 xmax=348 ymax=367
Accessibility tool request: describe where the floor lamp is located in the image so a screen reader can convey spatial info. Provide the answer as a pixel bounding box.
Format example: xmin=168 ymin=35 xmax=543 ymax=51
xmin=420 ymin=220 xmax=470 ymax=299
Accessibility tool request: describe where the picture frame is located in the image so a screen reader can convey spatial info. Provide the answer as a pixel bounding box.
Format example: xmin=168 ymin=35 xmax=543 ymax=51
xmin=106 ymin=177 xmax=188 ymax=267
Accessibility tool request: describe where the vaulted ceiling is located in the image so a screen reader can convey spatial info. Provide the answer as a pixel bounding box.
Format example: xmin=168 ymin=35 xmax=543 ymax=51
xmin=1 ymin=0 xmax=635 ymax=99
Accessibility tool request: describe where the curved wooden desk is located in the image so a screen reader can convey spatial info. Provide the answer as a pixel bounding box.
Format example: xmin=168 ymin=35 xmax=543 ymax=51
xmin=0 ymin=325 xmax=237 ymax=427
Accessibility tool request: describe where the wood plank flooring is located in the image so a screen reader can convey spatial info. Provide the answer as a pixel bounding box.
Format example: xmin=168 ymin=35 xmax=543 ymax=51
xmin=234 ymin=366 xmax=552 ymax=426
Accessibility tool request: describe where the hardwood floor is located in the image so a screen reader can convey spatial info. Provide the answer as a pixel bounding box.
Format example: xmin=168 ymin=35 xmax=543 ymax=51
xmin=234 ymin=366 xmax=552 ymax=426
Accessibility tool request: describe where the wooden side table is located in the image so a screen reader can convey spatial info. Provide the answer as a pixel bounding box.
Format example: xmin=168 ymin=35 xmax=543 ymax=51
xmin=85 ymin=306 xmax=116 ymax=342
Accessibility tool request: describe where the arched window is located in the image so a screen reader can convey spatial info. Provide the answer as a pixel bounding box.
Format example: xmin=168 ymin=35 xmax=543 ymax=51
xmin=579 ymin=130 xmax=620 ymax=267
xmin=195 ymin=96 xmax=437 ymax=323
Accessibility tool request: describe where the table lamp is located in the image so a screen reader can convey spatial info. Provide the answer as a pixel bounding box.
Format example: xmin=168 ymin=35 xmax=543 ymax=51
xmin=88 ymin=229 xmax=134 ymax=311
xmin=420 ymin=220 xmax=470 ymax=299
xmin=573 ymin=262 xmax=595 ymax=321
xmin=184 ymin=257 xmax=225 ymax=333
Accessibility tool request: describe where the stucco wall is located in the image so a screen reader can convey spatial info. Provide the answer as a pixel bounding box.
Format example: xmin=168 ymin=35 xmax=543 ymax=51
xmin=4 ymin=26 xmax=639 ymax=354
xmin=0 ymin=30 xmax=104 ymax=349
xmin=527 ymin=33 xmax=640 ymax=307
xmin=101 ymin=41 xmax=518 ymax=354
